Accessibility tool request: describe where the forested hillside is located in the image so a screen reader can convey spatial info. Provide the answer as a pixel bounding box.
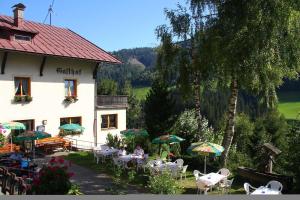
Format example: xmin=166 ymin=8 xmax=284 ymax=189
xmin=98 ymin=47 xmax=156 ymax=87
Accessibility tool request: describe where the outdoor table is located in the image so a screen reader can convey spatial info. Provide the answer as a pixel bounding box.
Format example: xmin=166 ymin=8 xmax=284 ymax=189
xmin=118 ymin=154 xmax=143 ymax=168
xmin=156 ymin=162 xmax=178 ymax=171
xmin=198 ymin=172 xmax=226 ymax=187
xmin=97 ymin=149 xmax=119 ymax=156
xmin=251 ymin=186 xmax=281 ymax=195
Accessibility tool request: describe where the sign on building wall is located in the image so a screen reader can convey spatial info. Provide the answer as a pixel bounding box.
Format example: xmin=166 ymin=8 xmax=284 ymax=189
xmin=56 ymin=68 xmax=82 ymax=75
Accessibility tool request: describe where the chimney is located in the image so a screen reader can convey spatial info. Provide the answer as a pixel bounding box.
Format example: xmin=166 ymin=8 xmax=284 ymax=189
xmin=12 ymin=3 xmax=26 ymax=27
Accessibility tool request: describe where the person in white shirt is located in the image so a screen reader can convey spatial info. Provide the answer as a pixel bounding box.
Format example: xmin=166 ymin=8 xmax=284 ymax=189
xmin=118 ymin=147 xmax=126 ymax=156
xmin=134 ymin=145 xmax=144 ymax=157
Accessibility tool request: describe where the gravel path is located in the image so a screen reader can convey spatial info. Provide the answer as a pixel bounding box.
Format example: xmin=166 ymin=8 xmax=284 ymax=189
xmin=50 ymin=152 xmax=145 ymax=195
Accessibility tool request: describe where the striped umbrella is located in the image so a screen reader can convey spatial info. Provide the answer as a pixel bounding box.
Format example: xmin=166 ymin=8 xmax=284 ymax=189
xmin=1 ymin=122 xmax=26 ymax=152
xmin=187 ymin=142 xmax=224 ymax=174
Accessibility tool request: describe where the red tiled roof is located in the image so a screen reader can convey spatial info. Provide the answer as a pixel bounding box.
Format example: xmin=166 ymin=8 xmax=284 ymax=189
xmin=0 ymin=15 xmax=121 ymax=64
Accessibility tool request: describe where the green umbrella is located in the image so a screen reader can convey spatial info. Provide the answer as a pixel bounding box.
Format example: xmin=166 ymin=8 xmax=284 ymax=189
xmin=15 ymin=131 xmax=51 ymax=142
xmin=120 ymin=129 xmax=149 ymax=138
xmin=1 ymin=122 xmax=26 ymax=130
xmin=1 ymin=122 xmax=26 ymax=152
xmin=187 ymin=142 xmax=224 ymax=174
xmin=59 ymin=123 xmax=85 ymax=132
xmin=152 ymin=134 xmax=185 ymax=144
xmin=15 ymin=131 xmax=52 ymax=159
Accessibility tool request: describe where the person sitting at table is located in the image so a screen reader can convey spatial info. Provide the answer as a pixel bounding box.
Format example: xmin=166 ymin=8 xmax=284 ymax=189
xmin=21 ymin=154 xmax=31 ymax=169
xmin=118 ymin=147 xmax=127 ymax=156
xmin=134 ymin=145 xmax=144 ymax=157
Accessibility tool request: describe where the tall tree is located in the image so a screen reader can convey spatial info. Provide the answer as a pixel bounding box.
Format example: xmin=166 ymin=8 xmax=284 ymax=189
xmin=193 ymin=0 xmax=300 ymax=165
xmin=144 ymin=80 xmax=176 ymax=139
xmin=156 ymin=2 xmax=218 ymax=139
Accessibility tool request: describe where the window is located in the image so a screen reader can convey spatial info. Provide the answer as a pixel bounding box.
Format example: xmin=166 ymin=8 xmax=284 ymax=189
xmin=14 ymin=120 xmax=35 ymax=131
xmin=101 ymin=114 xmax=118 ymax=129
xmin=60 ymin=117 xmax=82 ymax=126
xmin=64 ymin=79 xmax=77 ymax=97
xmin=14 ymin=34 xmax=31 ymax=42
xmin=14 ymin=77 xmax=31 ymax=96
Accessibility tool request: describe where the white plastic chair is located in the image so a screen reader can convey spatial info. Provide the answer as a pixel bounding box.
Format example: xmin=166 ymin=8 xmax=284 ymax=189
xmin=217 ymin=168 xmax=231 ymax=177
xmin=175 ymin=159 xmax=184 ymax=169
xmin=219 ymin=178 xmax=234 ymax=194
xmin=112 ymin=157 xmax=123 ymax=169
xmin=180 ymin=165 xmax=188 ymax=180
xmin=193 ymin=170 xmax=205 ymax=180
xmin=266 ymin=180 xmax=283 ymax=193
xmin=196 ymin=180 xmax=210 ymax=195
xmin=244 ymin=182 xmax=257 ymax=195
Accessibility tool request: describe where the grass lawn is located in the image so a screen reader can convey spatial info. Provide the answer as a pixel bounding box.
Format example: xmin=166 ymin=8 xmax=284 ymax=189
xmin=278 ymin=91 xmax=300 ymax=119
xmin=65 ymin=151 xmax=244 ymax=195
xmin=133 ymin=87 xmax=150 ymax=100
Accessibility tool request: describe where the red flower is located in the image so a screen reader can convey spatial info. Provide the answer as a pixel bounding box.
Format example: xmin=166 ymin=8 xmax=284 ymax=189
xmin=58 ymin=157 xmax=65 ymax=164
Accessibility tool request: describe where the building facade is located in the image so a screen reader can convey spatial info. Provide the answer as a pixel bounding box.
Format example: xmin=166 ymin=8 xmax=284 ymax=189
xmin=0 ymin=3 xmax=127 ymax=148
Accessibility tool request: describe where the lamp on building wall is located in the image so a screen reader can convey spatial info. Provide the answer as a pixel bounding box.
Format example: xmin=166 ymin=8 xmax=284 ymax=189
xmin=42 ymin=120 xmax=47 ymax=125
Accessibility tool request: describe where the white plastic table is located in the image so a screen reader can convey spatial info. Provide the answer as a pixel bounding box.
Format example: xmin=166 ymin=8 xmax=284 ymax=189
xmin=198 ymin=173 xmax=226 ymax=187
xmin=251 ymin=186 xmax=281 ymax=195
xmin=97 ymin=149 xmax=119 ymax=156
xmin=118 ymin=154 xmax=143 ymax=168
xmin=156 ymin=162 xmax=178 ymax=171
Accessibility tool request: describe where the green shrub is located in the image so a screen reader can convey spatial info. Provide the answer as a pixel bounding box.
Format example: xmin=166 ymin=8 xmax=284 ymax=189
xmin=127 ymin=170 xmax=137 ymax=183
xmin=148 ymin=171 xmax=182 ymax=194
xmin=106 ymin=133 xmax=122 ymax=148
xmin=0 ymin=133 xmax=5 ymax=147
xmin=68 ymin=184 xmax=83 ymax=195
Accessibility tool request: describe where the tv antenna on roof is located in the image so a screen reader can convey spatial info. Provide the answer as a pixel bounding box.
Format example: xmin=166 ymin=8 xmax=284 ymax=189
xmin=43 ymin=0 xmax=55 ymax=25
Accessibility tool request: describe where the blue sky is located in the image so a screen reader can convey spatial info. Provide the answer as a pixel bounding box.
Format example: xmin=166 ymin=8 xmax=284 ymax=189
xmin=0 ymin=0 xmax=183 ymax=51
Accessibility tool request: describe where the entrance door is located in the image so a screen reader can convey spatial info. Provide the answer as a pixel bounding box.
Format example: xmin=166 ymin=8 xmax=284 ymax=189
xmin=14 ymin=119 xmax=35 ymax=131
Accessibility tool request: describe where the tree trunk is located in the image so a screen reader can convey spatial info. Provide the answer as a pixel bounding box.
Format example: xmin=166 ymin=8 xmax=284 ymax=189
xmin=193 ymin=73 xmax=202 ymax=141
xmin=221 ymin=78 xmax=238 ymax=167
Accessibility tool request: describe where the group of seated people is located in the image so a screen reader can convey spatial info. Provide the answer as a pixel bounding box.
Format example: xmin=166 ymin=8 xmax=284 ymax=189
xmin=0 ymin=151 xmax=33 ymax=170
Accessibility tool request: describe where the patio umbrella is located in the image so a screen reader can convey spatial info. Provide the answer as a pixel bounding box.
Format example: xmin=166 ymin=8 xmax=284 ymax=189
xmin=1 ymin=122 xmax=26 ymax=130
xmin=15 ymin=131 xmax=51 ymax=142
xmin=152 ymin=134 xmax=185 ymax=144
xmin=59 ymin=123 xmax=85 ymax=132
xmin=120 ymin=129 xmax=149 ymax=138
xmin=15 ymin=131 xmax=51 ymax=159
xmin=1 ymin=122 xmax=26 ymax=152
xmin=187 ymin=142 xmax=224 ymax=174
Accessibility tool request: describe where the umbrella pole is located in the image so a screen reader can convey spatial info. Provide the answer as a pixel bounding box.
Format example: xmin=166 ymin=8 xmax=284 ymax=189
xmin=204 ymin=156 xmax=207 ymax=174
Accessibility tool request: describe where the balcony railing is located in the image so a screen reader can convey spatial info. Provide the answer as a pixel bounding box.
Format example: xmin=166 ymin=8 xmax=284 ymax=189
xmin=97 ymin=95 xmax=128 ymax=108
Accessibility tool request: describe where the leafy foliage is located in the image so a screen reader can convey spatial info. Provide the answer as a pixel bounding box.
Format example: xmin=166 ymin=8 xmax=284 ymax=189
xmin=148 ymin=171 xmax=182 ymax=194
xmin=0 ymin=133 xmax=5 ymax=147
xmin=106 ymin=133 xmax=122 ymax=149
xmin=97 ymin=79 xmax=118 ymax=95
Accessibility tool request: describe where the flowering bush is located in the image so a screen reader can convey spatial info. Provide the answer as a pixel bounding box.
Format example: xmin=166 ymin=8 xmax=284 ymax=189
xmin=31 ymin=157 xmax=74 ymax=195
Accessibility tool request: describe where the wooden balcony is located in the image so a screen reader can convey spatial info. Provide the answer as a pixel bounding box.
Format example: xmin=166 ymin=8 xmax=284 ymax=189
xmin=97 ymin=95 xmax=128 ymax=108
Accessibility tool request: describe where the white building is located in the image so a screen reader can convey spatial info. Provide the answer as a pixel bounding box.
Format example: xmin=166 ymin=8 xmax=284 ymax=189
xmin=0 ymin=3 xmax=127 ymax=148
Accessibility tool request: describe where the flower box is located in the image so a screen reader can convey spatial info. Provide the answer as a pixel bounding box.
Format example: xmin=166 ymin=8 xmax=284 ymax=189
xmin=14 ymin=95 xmax=32 ymax=103
xmin=64 ymin=96 xmax=78 ymax=103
